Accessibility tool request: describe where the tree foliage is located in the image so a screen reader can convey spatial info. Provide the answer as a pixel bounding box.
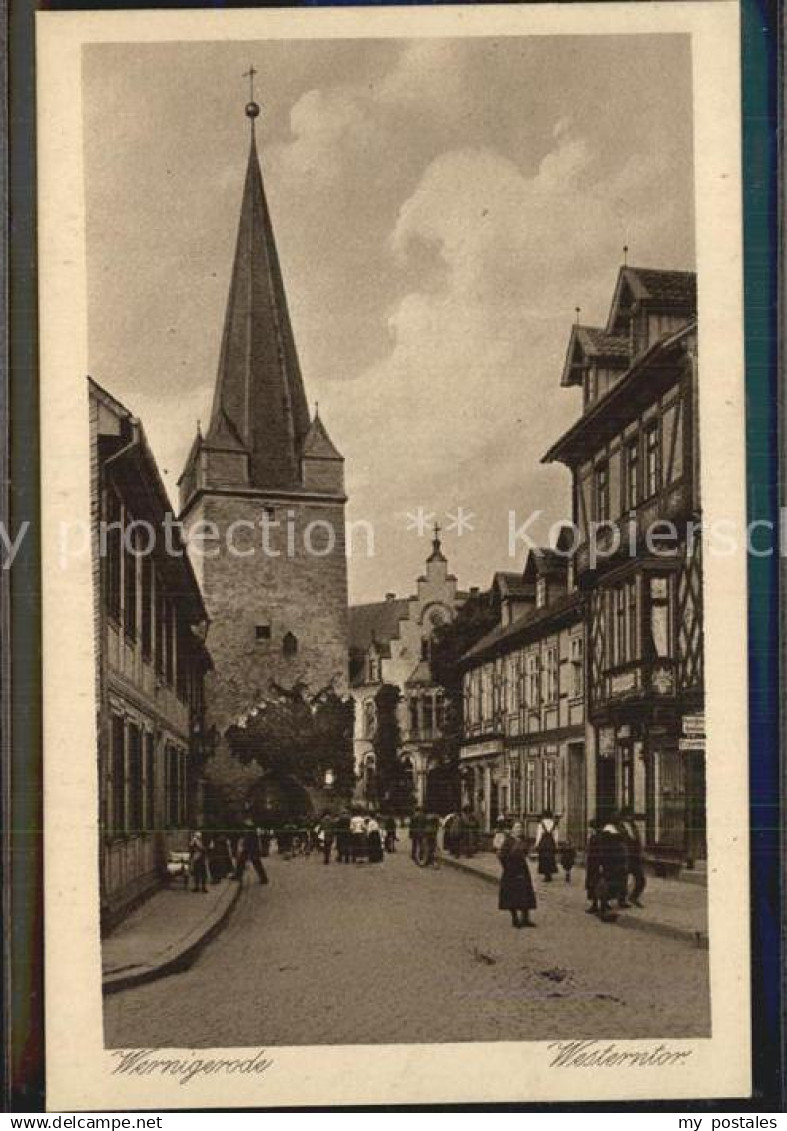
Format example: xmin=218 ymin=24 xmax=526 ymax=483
xmin=223 ymin=681 xmax=356 ymax=799
xmin=428 ymin=590 xmax=498 ymax=784
xmin=372 ymin=683 xmax=413 ymax=814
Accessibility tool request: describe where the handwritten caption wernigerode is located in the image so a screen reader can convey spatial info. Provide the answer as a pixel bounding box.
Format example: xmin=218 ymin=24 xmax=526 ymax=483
xmin=110 ymin=1048 xmax=274 ymax=1086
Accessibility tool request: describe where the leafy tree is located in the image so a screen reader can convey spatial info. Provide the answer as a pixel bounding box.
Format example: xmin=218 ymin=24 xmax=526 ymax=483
xmin=427 ymin=590 xmax=498 ymax=808
xmin=220 ymin=682 xmax=356 ymax=807
xmin=373 ymin=683 xmax=413 ymax=815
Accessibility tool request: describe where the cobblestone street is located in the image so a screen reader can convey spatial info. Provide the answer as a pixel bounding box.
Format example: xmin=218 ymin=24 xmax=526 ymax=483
xmin=104 ymin=852 xmax=710 ymax=1049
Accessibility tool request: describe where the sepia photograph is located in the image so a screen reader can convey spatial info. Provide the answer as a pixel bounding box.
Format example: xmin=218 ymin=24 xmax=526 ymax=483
xmin=38 ymin=3 xmax=749 ymax=1108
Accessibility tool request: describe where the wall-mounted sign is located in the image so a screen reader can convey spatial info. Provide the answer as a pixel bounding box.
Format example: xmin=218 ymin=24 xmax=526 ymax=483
xmin=682 ymin=714 xmax=705 ymax=737
xmin=679 ymin=737 xmax=705 ymax=752
xmin=599 ymin=727 xmax=615 ymax=758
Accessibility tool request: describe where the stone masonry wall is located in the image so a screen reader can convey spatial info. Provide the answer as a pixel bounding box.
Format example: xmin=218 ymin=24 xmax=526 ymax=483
xmin=184 ymin=492 xmax=349 ymax=733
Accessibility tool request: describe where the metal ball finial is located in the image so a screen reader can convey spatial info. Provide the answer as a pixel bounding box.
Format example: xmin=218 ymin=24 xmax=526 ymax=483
xmin=245 ymin=101 xmax=260 ymax=119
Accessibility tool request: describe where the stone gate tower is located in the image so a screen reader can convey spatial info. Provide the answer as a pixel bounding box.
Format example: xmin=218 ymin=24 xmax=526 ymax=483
xmin=179 ymin=95 xmax=349 ymax=734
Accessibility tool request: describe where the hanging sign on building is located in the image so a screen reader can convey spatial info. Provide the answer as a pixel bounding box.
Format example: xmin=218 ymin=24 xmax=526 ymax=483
xmin=679 ymin=737 xmax=705 ymax=753
xmin=682 ymin=714 xmax=706 ymax=737
xmin=599 ymin=727 xmax=616 ymax=758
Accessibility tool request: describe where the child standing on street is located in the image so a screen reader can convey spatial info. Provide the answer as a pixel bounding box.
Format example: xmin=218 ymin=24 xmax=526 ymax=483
xmin=559 ymin=840 xmax=576 ymax=883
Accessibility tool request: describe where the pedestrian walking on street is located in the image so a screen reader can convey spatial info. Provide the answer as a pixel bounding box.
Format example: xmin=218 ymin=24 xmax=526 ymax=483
xmin=460 ymin=806 xmax=479 ymax=857
xmin=367 ymin=814 xmax=384 ymax=863
xmin=498 ymin=821 xmax=537 ymax=928
xmin=207 ymin=831 xmax=233 ymax=882
xmin=559 ymin=839 xmax=576 ymax=883
xmin=319 ymin=812 xmax=335 ymax=865
xmin=384 ymin=814 xmax=397 ymax=853
xmin=595 ymin=819 xmax=629 ymax=921
xmin=189 ymin=830 xmax=209 ymax=893
xmin=409 ymin=806 xmax=425 ymax=862
xmin=422 ymin=812 xmax=440 ymax=867
xmin=350 ymin=811 xmax=367 ymax=862
xmin=234 ymin=819 xmax=269 ymax=885
xmin=335 ymin=810 xmax=351 ymax=863
xmin=585 ymin=819 xmax=603 ymax=914
xmin=618 ymin=808 xmax=646 ymax=907
xmin=535 ymin=810 xmax=559 ymax=882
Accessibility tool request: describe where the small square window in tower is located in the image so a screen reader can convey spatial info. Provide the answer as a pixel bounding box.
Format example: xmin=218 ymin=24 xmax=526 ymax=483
xmin=255 ymin=624 xmax=271 ymax=642
xmin=283 ymin=631 xmax=298 ymax=658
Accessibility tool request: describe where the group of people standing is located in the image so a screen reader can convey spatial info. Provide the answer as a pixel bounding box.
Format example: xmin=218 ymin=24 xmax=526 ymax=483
xmin=318 ymin=811 xmax=398 ymax=865
xmin=493 ymin=808 xmax=646 ymax=929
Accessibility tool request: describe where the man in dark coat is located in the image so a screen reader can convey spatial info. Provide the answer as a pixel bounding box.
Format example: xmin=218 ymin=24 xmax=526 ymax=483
xmin=409 ymin=807 xmax=425 ymax=862
xmin=596 ymin=819 xmax=629 ymax=921
xmin=619 ymin=808 xmax=646 ymax=907
xmin=423 ymin=812 xmax=440 ymax=866
xmin=234 ymin=820 xmax=269 ymax=885
xmin=585 ymin=819 xmax=604 ymax=914
xmin=335 ymin=810 xmax=351 ymax=863
xmin=384 ymin=814 xmax=397 ymax=853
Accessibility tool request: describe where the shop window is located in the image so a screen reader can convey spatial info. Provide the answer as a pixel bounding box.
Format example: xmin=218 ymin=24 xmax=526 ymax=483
xmin=595 ymin=460 xmax=610 ymax=522
xmin=123 ymin=521 xmax=138 ymax=640
xmin=542 ymin=758 xmax=557 ymax=813
xmin=620 ymin=743 xmax=635 ymax=811
xmin=141 ymin=553 xmax=153 ymax=659
xmin=625 ymin=438 xmax=639 ymax=510
xmin=525 ymin=760 xmax=537 ymax=814
xmin=111 ymin=714 xmax=126 ymax=837
xmin=644 ymin=422 xmax=661 ymax=498
xmin=570 ymin=636 xmax=584 ymax=698
xmin=128 ymin=723 xmax=143 ymax=832
xmin=144 ymin=731 xmax=155 ymax=831
xmin=164 ymin=601 xmax=175 ymax=686
xmin=105 ymin=491 xmax=122 ymax=622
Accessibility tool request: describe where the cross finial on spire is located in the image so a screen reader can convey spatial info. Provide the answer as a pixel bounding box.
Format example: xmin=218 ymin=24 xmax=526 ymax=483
xmin=244 ymin=65 xmax=261 ymax=126
xmin=575 ymin=306 xmax=581 ymax=325
xmin=623 ymin=244 xmax=629 ymax=266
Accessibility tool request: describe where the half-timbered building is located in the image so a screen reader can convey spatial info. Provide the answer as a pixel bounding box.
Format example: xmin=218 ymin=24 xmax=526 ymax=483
xmin=90 ymin=379 xmax=212 ymax=929
xmin=458 ymin=545 xmax=586 ymax=845
xmin=543 ymin=266 xmax=704 ymax=867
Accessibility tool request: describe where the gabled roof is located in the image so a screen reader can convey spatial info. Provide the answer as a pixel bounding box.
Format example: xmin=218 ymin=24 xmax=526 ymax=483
xmin=561 ymin=325 xmax=630 ymax=387
xmin=523 ymin=547 xmax=569 ymax=581
xmin=461 ymin=592 xmax=582 ymax=666
xmin=301 ymin=412 xmax=343 ymax=461
xmin=348 ymin=597 xmax=411 ymax=654
xmin=543 ymin=320 xmax=696 ymax=466
xmin=492 ymin=571 xmax=533 ymax=600
xmin=607 ymin=267 xmax=696 ymax=334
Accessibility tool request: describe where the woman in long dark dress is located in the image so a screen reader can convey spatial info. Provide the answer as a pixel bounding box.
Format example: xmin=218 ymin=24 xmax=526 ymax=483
xmin=498 ymin=822 xmax=537 ymax=928
xmin=536 ymin=810 xmax=559 ymax=882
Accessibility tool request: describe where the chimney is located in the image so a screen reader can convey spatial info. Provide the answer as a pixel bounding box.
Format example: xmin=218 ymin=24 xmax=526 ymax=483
xmin=385 ymin=592 xmax=396 ymax=602
xmin=470 ymin=586 xmax=480 ymax=597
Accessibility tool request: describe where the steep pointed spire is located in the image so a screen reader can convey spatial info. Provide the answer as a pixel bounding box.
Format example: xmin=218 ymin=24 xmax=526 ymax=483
xmin=206 ymin=96 xmax=311 ymax=490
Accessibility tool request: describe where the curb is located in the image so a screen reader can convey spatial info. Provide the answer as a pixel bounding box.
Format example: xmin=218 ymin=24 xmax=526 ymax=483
xmin=440 ymin=855 xmax=708 ymax=949
xmin=102 ymin=880 xmax=242 ymax=995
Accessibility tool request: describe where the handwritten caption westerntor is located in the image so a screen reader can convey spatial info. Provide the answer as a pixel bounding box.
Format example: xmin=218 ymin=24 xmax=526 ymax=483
xmin=110 ymin=1048 xmax=273 ymax=1086
xmin=548 ymin=1041 xmax=694 ymax=1069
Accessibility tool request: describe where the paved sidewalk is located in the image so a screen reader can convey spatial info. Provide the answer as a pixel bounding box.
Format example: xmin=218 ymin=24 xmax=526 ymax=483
xmin=102 ymin=877 xmax=242 ymax=994
xmin=440 ymin=852 xmax=708 ymax=947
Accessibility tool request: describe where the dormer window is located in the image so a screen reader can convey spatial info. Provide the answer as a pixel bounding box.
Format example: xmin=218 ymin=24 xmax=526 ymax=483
xmin=536 ymin=578 xmax=547 ymax=608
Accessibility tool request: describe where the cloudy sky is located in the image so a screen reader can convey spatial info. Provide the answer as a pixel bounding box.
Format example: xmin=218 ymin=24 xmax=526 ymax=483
xmin=83 ymin=34 xmax=695 ymax=604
